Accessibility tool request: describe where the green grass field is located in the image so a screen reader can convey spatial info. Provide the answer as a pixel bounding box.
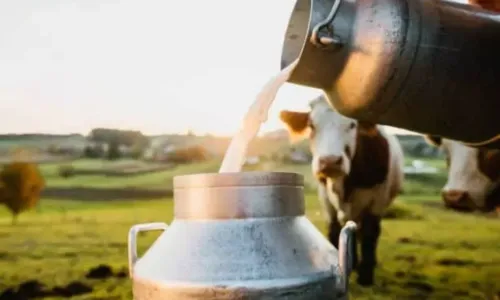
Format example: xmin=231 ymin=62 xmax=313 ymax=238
xmin=1 ymin=158 xmax=499 ymax=299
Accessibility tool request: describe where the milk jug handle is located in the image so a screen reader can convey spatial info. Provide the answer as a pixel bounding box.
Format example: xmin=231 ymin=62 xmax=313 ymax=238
xmin=128 ymin=222 xmax=169 ymax=277
xmin=310 ymin=0 xmax=344 ymax=48
xmin=338 ymin=221 xmax=357 ymax=286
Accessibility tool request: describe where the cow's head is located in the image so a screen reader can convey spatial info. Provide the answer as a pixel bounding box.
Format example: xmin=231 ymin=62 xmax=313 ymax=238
xmin=279 ymin=95 xmax=380 ymax=183
xmin=425 ymin=135 xmax=500 ymax=212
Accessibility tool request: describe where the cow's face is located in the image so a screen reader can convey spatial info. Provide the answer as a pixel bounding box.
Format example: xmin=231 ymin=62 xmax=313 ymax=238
xmin=279 ymin=96 xmax=358 ymax=182
xmin=425 ymin=135 xmax=500 ymax=212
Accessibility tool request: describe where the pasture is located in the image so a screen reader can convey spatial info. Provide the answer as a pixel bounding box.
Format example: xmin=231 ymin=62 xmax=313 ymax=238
xmin=1 ymin=157 xmax=500 ymax=299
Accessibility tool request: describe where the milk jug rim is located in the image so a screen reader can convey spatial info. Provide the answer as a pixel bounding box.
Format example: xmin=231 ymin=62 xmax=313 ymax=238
xmin=173 ymin=171 xmax=304 ymax=189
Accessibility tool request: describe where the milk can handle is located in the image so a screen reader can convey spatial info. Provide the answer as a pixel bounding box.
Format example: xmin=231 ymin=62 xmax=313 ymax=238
xmin=338 ymin=221 xmax=357 ymax=291
xmin=310 ymin=0 xmax=344 ymax=49
xmin=128 ymin=222 xmax=169 ymax=277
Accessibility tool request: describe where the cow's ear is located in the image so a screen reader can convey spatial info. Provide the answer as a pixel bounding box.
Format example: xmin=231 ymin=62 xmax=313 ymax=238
xmin=424 ymin=135 xmax=442 ymax=147
xmin=468 ymin=0 xmax=500 ymax=12
xmin=279 ymin=110 xmax=310 ymax=142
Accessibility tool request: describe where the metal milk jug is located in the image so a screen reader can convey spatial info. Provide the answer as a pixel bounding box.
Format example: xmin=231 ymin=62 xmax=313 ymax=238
xmin=281 ymin=0 xmax=500 ymax=148
xmin=128 ymin=172 xmax=357 ymax=299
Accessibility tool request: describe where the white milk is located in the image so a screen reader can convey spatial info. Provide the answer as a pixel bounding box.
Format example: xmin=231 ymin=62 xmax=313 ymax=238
xmin=219 ymin=59 xmax=299 ymax=173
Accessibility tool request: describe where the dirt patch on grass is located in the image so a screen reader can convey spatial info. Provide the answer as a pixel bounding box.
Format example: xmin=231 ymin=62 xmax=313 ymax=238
xmin=42 ymin=186 xmax=172 ymax=201
xmin=0 ymin=265 xmax=128 ymax=299
xmin=436 ymin=258 xmax=477 ymax=267
xmin=17 ymin=280 xmax=46 ymax=298
xmin=86 ymin=265 xmax=114 ymax=279
xmin=86 ymin=264 xmax=128 ymax=280
xmin=52 ymin=281 xmax=93 ymax=297
xmin=397 ymin=237 xmax=444 ymax=249
xmin=404 ymin=280 xmax=434 ymax=294
xmin=0 ymin=280 xmax=92 ymax=299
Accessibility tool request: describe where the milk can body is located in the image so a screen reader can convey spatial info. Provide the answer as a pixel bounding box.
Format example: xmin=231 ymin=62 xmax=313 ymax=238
xmin=282 ymin=0 xmax=500 ymax=148
xmin=127 ymin=172 xmax=356 ymax=299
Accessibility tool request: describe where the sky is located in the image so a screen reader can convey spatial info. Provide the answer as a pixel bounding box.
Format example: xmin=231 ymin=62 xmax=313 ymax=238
xmin=0 ymin=0 xmax=425 ymax=136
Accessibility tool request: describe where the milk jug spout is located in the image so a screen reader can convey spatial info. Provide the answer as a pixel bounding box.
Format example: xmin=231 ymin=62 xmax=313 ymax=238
xmin=282 ymin=0 xmax=500 ymax=149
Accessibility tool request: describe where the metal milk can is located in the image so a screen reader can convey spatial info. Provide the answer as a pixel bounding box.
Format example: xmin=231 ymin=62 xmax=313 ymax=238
xmin=128 ymin=172 xmax=357 ymax=299
xmin=281 ymin=0 xmax=500 ymax=148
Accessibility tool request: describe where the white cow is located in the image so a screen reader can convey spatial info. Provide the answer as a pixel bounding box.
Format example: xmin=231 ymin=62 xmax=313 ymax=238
xmin=425 ymin=135 xmax=500 ymax=213
xmin=279 ymin=95 xmax=405 ymax=286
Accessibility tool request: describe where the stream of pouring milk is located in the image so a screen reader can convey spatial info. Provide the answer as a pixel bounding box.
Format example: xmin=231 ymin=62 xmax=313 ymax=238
xmin=219 ymin=59 xmax=299 ymax=173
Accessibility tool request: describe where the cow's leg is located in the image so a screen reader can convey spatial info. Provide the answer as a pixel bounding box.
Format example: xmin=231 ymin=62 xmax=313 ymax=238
xmin=357 ymin=213 xmax=381 ymax=286
xmin=327 ymin=215 xmax=342 ymax=248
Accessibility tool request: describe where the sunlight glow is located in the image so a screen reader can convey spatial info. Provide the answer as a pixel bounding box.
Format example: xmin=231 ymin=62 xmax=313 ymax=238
xmin=0 ymin=0 xmax=418 ymax=136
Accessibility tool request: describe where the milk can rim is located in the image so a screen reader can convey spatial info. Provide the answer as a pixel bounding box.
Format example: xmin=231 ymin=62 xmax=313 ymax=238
xmin=173 ymin=172 xmax=304 ymax=189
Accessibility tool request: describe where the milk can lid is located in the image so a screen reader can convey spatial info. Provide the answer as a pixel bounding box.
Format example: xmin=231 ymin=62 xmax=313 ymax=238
xmin=172 ymin=172 xmax=305 ymax=219
xmin=173 ymin=172 xmax=304 ymax=188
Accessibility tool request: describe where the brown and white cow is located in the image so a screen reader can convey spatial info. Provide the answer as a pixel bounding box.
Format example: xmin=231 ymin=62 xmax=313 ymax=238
xmin=279 ymin=95 xmax=405 ymax=286
xmin=425 ymin=135 xmax=500 ymax=213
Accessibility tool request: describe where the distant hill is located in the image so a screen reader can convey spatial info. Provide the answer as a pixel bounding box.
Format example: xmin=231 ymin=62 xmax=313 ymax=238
xmin=0 ymin=134 xmax=87 ymax=153
xmin=0 ymin=130 xmax=439 ymax=159
xmin=0 ymin=133 xmax=84 ymax=140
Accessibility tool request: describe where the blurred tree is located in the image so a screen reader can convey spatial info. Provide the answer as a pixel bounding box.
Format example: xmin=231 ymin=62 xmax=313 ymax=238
xmin=88 ymin=128 xmax=150 ymax=159
xmin=88 ymin=128 xmax=149 ymax=148
xmin=83 ymin=144 xmax=105 ymax=158
xmin=58 ymin=165 xmax=75 ymax=178
xmin=166 ymin=146 xmax=208 ymax=163
xmin=107 ymin=141 xmax=121 ymax=160
xmin=47 ymin=144 xmax=59 ymax=155
xmin=129 ymin=143 xmax=145 ymax=159
xmin=0 ymin=162 xmax=45 ymax=224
